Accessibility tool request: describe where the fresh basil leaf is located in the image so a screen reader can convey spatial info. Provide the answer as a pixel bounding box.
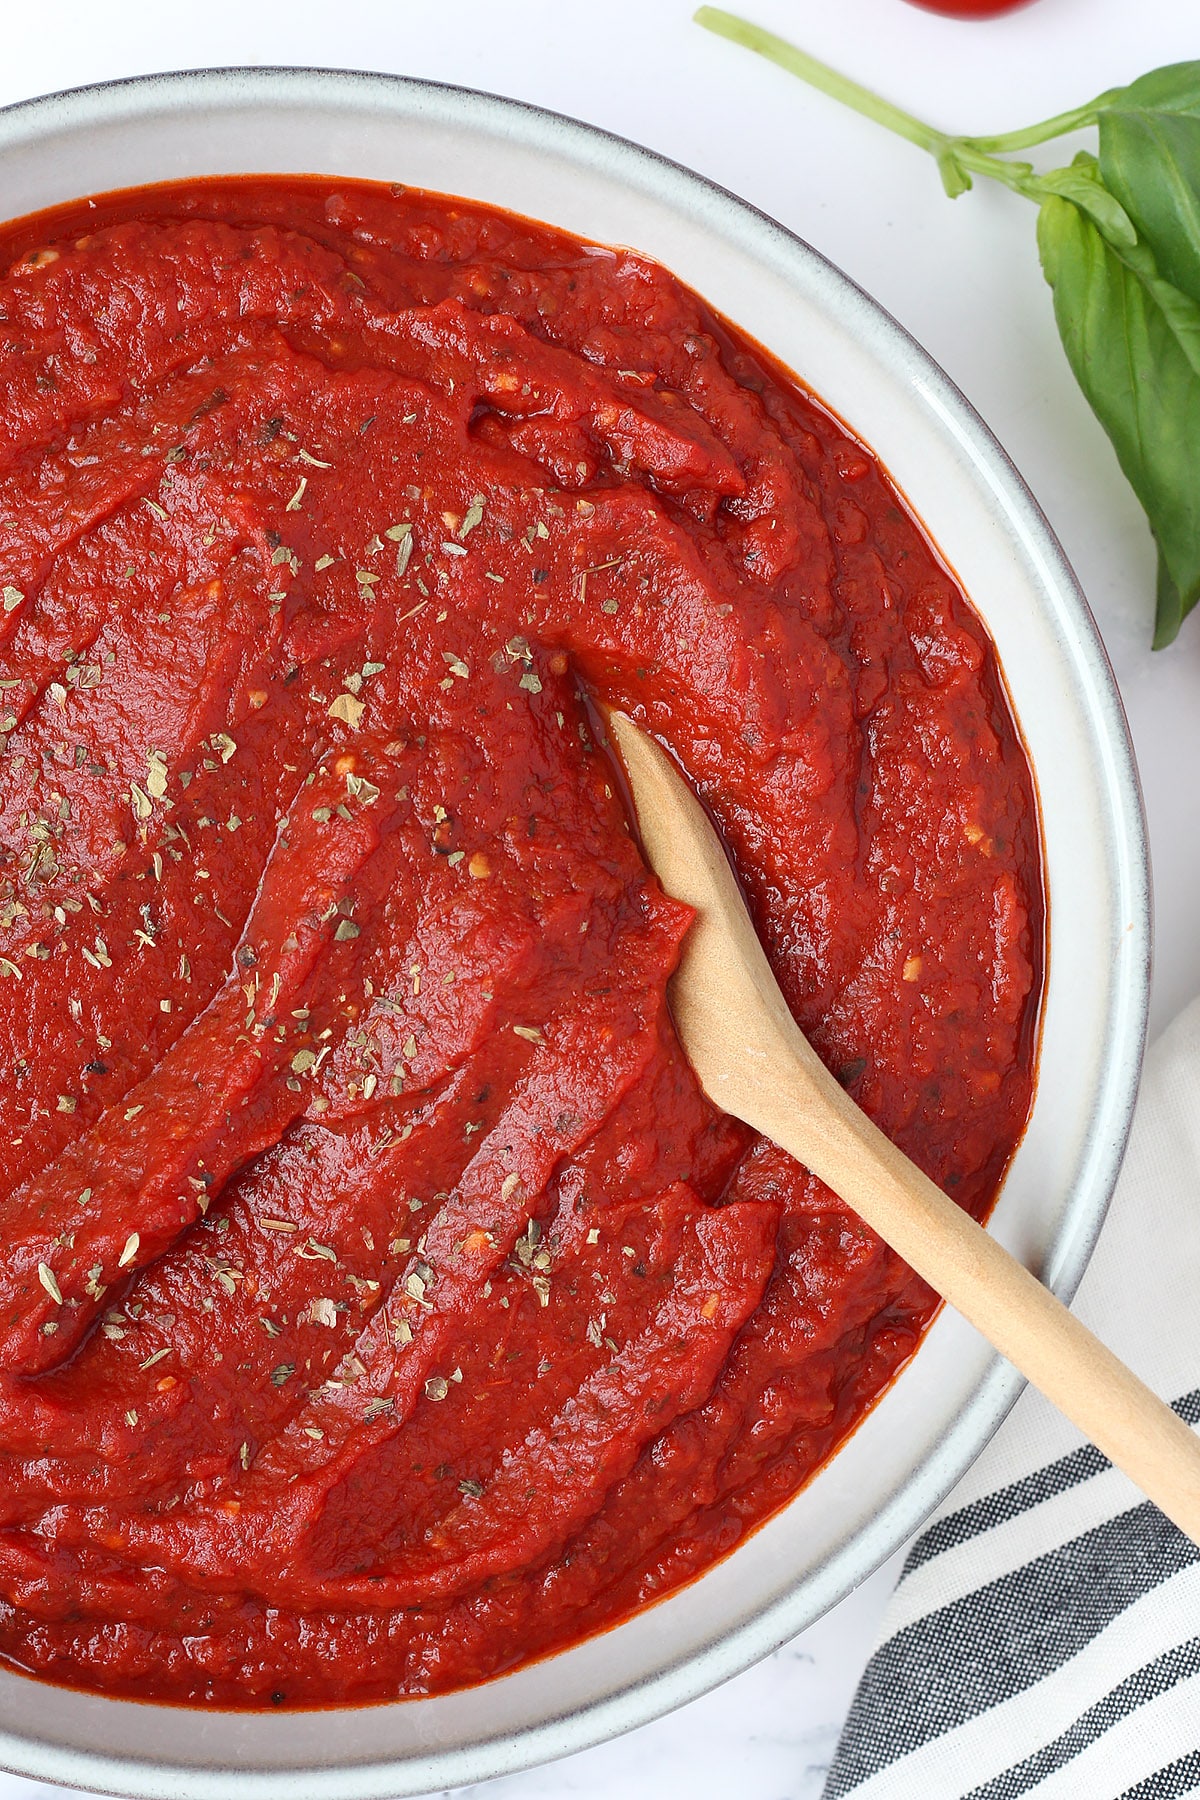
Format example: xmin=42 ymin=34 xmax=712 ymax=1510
xmin=1113 ymin=62 xmax=1200 ymax=120
xmin=1037 ymin=193 xmax=1200 ymax=644
xmin=1100 ymin=110 xmax=1200 ymax=307
xmin=1035 ymin=153 xmax=1137 ymax=249
xmin=1156 ymin=552 xmax=1185 ymax=650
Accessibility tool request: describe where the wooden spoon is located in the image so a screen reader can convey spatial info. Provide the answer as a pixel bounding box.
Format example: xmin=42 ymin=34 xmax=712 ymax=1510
xmin=606 ymin=708 xmax=1200 ymax=1546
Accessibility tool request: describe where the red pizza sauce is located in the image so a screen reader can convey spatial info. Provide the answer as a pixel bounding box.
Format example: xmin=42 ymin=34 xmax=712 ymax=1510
xmin=0 ymin=178 xmax=1041 ymax=1706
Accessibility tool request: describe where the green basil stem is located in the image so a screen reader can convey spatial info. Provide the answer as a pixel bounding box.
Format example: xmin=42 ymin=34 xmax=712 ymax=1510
xmin=694 ymin=7 xmax=954 ymax=157
xmin=964 ymin=99 xmax=1124 ymax=156
xmin=693 ymin=7 xmax=1116 ymax=201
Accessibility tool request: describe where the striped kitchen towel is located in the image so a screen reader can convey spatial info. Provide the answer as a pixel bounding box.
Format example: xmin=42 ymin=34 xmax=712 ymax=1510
xmin=823 ymin=993 xmax=1200 ymax=1800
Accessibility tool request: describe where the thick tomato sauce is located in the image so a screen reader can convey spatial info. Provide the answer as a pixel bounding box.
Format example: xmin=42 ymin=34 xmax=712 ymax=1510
xmin=0 ymin=178 xmax=1041 ymax=1705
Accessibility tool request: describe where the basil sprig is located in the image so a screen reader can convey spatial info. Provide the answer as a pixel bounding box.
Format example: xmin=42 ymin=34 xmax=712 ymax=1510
xmin=696 ymin=7 xmax=1200 ymax=646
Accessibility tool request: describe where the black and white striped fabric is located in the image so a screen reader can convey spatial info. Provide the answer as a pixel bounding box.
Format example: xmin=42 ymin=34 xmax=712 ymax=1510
xmin=823 ymin=995 xmax=1200 ymax=1800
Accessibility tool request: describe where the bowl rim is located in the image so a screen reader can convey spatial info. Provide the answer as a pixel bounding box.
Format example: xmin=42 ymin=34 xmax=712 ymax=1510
xmin=0 ymin=60 xmax=1151 ymax=1800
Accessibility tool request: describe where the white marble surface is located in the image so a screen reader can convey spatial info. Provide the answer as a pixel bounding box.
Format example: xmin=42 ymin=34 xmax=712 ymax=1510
xmin=1 ymin=0 xmax=1197 ymax=1794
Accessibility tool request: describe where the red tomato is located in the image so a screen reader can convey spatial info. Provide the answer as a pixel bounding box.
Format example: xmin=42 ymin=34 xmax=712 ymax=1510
xmin=904 ymin=0 xmax=1034 ymax=14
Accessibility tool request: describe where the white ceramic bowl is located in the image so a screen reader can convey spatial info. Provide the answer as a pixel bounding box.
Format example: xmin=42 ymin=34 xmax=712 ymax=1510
xmin=0 ymin=66 xmax=1149 ymax=1800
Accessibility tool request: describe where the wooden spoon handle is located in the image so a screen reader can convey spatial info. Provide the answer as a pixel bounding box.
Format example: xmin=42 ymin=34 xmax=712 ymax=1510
xmin=758 ymin=1044 xmax=1200 ymax=1545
